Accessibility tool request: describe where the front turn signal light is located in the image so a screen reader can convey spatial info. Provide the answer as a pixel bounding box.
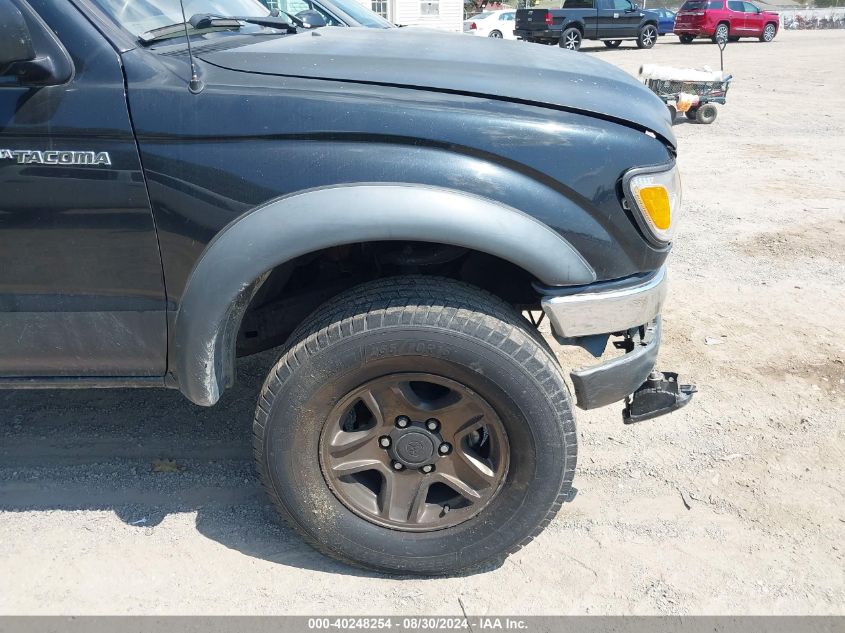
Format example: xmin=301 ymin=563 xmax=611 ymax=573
xmin=624 ymin=164 xmax=682 ymax=244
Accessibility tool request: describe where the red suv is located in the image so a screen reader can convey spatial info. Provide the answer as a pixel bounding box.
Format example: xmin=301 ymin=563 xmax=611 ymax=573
xmin=674 ymin=0 xmax=779 ymax=43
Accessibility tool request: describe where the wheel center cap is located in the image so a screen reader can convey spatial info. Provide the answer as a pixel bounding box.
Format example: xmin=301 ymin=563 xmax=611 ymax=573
xmin=392 ymin=431 xmax=436 ymax=467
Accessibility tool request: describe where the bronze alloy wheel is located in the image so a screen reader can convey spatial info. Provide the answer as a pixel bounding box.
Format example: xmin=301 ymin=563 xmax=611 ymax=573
xmin=254 ymin=276 xmax=577 ymax=574
xmin=319 ymin=373 xmax=510 ymax=531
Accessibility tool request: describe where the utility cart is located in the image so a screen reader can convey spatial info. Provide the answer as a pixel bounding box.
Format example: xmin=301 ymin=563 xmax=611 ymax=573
xmin=639 ymin=59 xmax=732 ymax=124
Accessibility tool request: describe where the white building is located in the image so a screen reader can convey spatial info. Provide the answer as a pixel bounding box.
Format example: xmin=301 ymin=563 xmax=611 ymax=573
xmin=266 ymin=0 xmax=464 ymax=32
xmin=366 ymin=0 xmax=464 ymax=31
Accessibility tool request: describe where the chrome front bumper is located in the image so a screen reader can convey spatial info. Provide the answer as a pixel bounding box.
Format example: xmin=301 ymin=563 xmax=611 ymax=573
xmin=541 ymin=265 xmax=667 ymax=338
xmin=541 ymin=266 xmax=668 ymax=410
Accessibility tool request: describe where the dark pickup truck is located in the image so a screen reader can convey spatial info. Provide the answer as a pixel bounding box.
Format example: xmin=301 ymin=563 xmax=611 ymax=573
xmin=516 ymin=0 xmax=661 ymax=50
xmin=1 ymin=0 xmax=691 ymax=575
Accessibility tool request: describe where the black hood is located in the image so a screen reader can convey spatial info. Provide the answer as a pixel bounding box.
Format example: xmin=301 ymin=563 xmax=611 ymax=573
xmin=199 ymin=28 xmax=675 ymax=145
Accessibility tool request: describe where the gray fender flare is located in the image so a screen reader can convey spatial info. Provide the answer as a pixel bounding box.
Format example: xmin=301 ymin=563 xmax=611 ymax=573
xmin=173 ymin=183 xmax=595 ymax=406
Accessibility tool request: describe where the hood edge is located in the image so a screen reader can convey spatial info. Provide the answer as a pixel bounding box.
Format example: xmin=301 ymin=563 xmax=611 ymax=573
xmin=200 ymin=57 xmax=677 ymax=150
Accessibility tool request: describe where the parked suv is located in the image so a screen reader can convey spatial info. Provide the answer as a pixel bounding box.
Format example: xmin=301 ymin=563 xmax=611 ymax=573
xmin=674 ymin=0 xmax=779 ymax=43
xmin=1 ymin=0 xmax=692 ymax=575
xmin=515 ymin=0 xmax=661 ymax=51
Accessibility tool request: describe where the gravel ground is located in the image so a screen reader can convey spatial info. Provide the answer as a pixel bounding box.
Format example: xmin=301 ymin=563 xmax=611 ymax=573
xmin=1 ymin=30 xmax=843 ymax=616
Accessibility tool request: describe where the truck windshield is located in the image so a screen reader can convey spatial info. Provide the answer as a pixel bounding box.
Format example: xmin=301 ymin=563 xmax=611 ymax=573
xmin=91 ymin=0 xmax=272 ymax=37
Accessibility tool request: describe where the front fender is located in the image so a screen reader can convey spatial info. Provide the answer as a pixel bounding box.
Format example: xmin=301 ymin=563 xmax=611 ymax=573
xmin=172 ymin=183 xmax=595 ymax=406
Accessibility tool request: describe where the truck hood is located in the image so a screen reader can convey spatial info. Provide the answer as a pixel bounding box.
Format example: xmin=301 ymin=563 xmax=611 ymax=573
xmin=198 ymin=28 xmax=675 ymax=146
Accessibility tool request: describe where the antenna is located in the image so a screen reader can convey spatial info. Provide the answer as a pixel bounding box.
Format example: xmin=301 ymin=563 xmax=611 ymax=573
xmin=178 ymin=0 xmax=204 ymax=93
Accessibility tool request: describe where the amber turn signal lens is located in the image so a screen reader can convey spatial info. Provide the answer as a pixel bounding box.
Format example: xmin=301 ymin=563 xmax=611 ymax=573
xmin=638 ymin=185 xmax=671 ymax=230
xmin=625 ymin=164 xmax=682 ymax=243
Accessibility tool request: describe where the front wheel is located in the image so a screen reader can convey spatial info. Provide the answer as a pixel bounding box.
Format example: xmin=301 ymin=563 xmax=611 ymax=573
xmin=488 ymin=29 xmax=503 ymax=38
xmin=637 ymin=24 xmax=658 ymax=49
xmin=254 ymin=276 xmax=577 ymax=575
xmin=760 ymin=23 xmax=776 ymax=41
xmin=695 ymin=103 xmax=718 ymax=124
xmin=559 ymin=27 xmax=583 ymax=50
xmin=603 ymin=39 xmax=622 ymax=48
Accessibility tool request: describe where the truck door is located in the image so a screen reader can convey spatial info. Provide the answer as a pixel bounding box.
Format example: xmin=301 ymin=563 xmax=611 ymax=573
xmin=595 ymin=0 xmax=617 ymax=37
xmin=616 ymin=0 xmax=644 ymax=35
xmin=0 ymin=0 xmax=167 ymax=378
xmin=598 ymin=0 xmax=638 ymax=38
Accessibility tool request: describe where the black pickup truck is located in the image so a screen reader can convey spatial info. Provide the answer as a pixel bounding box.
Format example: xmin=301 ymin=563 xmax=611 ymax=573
xmin=0 ymin=0 xmax=691 ymax=574
xmin=515 ymin=0 xmax=661 ymax=50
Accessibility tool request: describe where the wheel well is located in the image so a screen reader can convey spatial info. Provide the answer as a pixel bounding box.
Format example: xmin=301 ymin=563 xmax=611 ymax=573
xmin=236 ymin=241 xmax=542 ymax=356
xmin=562 ymin=22 xmax=584 ymax=34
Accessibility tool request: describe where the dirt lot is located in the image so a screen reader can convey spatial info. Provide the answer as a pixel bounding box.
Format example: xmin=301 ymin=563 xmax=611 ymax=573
xmin=1 ymin=30 xmax=843 ymax=616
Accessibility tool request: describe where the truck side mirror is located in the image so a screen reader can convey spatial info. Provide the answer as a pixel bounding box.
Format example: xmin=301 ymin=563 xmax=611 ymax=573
xmin=0 ymin=0 xmax=36 ymax=74
xmin=0 ymin=0 xmax=72 ymax=86
xmin=296 ymin=9 xmax=328 ymax=28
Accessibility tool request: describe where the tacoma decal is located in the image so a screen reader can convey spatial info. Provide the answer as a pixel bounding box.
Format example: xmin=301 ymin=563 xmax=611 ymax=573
xmin=0 ymin=149 xmax=112 ymax=166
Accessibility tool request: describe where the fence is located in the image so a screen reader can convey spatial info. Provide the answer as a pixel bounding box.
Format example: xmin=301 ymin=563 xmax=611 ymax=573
xmin=780 ymin=7 xmax=845 ymax=29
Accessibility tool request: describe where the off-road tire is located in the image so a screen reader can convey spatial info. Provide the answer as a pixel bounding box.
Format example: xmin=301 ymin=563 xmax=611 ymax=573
xmin=695 ymin=103 xmax=718 ymax=124
xmin=253 ymin=276 xmax=577 ymax=575
xmin=559 ymin=27 xmax=583 ymax=50
xmin=637 ymin=24 xmax=658 ymax=48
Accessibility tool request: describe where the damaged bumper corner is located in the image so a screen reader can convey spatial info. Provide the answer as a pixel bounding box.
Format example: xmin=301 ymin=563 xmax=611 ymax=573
xmin=571 ymin=318 xmax=662 ymax=410
xmin=540 ymin=266 xmax=687 ymax=412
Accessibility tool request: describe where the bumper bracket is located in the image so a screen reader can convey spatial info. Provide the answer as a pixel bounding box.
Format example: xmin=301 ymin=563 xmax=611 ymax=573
xmin=623 ymin=370 xmax=697 ymax=424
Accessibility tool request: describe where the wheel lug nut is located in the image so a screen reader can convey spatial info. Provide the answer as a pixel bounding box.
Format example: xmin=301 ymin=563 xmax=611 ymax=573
xmin=425 ymin=418 xmax=440 ymax=432
xmin=421 ymin=464 xmax=434 ymax=473
xmin=392 ymin=461 xmax=404 ymax=471
xmin=378 ymin=436 xmax=391 ymax=448
xmin=439 ymin=443 xmax=452 ymax=455
xmin=395 ymin=415 xmax=410 ymax=429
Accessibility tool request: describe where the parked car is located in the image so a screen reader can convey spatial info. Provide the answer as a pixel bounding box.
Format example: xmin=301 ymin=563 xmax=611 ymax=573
xmin=465 ymin=9 xmax=518 ymax=38
xmin=262 ymin=0 xmax=394 ymax=27
xmin=515 ymin=0 xmax=662 ymax=51
xmin=463 ymin=10 xmax=491 ymax=30
xmin=1 ymin=0 xmax=692 ymax=575
xmin=674 ymin=0 xmax=778 ymax=43
xmin=653 ymin=7 xmax=676 ymax=34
